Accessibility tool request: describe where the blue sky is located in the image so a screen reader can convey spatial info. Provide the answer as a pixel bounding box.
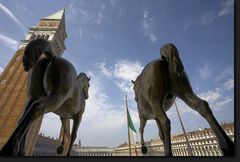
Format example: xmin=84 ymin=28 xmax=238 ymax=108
xmin=0 ymin=0 xmax=234 ymax=147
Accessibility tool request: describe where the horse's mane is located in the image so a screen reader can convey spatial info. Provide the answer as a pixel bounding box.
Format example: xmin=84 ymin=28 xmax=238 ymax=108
xmin=160 ymin=43 xmax=184 ymax=77
xmin=23 ymin=38 xmax=56 ymax=71
xmin=77 ymin=73 xmax=90 ymax=81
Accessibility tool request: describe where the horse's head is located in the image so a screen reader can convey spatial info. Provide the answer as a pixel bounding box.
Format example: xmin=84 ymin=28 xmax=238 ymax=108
xmin=23 ymin=38 xmax=55 ymax=72
xmin=131 ymin=75 xmax=141 ymax=102
xmin=77 ymin=73 xmax=90 ymax=99
xmin=22 ymin=53 xmax=34 ymax=72
xmin=23 ymin=39 xmax=45 ymax=72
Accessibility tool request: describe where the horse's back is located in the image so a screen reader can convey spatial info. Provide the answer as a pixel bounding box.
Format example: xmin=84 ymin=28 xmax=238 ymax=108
xmin=140 ymin=59 xmax=169 ymax=95
xmin=43 ymin=57 xmax=77 ymax=96
xmin=135 ymin=59 xmax=174 ymax=117
xmin=27 ymin=58 xmax=51 ymax=99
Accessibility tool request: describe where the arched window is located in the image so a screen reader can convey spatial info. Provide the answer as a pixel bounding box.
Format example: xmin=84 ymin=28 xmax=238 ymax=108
xmin=36 ymin=34 xmax=41 ymax=38
xmin=30 ymin=34 xmax=36 ymax=40
xmin=41 ymin=34 xmax=45 ymax=39
xmin=45 ymin=34 xmax=50 ymax=40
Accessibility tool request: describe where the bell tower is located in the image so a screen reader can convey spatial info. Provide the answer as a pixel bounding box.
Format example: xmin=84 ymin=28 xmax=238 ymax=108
xmin=20 ymin=8 xmax=67 ymax=55
xmin=0 ymin=9 xmax=67 ymax=155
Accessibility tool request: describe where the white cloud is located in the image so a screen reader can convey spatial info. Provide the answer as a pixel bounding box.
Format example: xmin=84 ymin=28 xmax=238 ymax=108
xmin=0 ymin=2 xmax=25 ymax=30
xmin=99 ymin=62 xmax=113 ymax=77
xmin=99 ymin=60 xmax=143 ymax=104
xmin=15 ymin=3 xmax=27 ymax=11
xmin=200 ymin=0 xmax=234 ymax=26
xmin=84 ymin=76 xmax=125 ymax=130
xmin=95 ymin=3 xmax=106 ymax=25
xmin=110 ymin=0 xmax=116 ymax=6
xmin=142 ymin=10 xmax=157 ymax=42
xmin=218 ymin=0 xmax=234 ymax=16
xmin=199 ymin=88 xmax=221 ymax=104
xmin=223 ymin=78 xmax=234 ymax=90
xmin=113 ymin=60 xmax=143 ymax=81
xmin=80 ymin=71 xmax=140 ymax=146
xmin=99 ymin=60 xmax=143 ymax=96
xmin=214 ymin=96 xmax=233 ymax=110
xmin=199 ymin=63 xmax=211 ymax=80
xmin=215 ymin=66 xmax=233 ymax=83
xmin=175 ymin=79 xmax=233 ymax=117
xmin=0 ymin=33 xmax=18 ymax=50
xmin=198 ymin=87 xmax=233 ymax=112
xmin=200 ymin=11 xmax=216 ymax=26
xmin=68 ymin=1 xmax=106 ymax=26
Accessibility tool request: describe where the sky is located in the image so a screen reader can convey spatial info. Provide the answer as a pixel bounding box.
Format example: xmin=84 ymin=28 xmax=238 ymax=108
xmin=0 ymin=0 xmax=234 ymax=148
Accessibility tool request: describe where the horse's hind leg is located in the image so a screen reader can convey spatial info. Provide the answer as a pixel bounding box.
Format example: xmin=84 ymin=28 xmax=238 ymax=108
xmin=0 ymin=108 xmax=35 ymax=156
xmin=66 ymin=114 xmax=82 ymax=156
xmin=139 ymin=115 xmax=147 ymax=155
xmin=179 ymin=92 xmax=234 ymax=156
xmin=57 ymin=117 xmax=69 ymax=155
xmin=0 ymin=98 xmax=35 ymax=156
xmin=151 ymin=99 xmax=172 ymax=156
xmin=17 ymin=98 xmax=35 ymax=156
xmin=1 ymin=94 xmax=67 ymax=156
xmin=155 ymin=118 xmax=165 ymax=152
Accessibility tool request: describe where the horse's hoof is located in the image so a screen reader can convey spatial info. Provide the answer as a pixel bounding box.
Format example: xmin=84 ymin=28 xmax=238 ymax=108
xmin=57 ymin=146 xmax=64 ymax=154
xmin=141 ymin=146 xmax=147 ymax=154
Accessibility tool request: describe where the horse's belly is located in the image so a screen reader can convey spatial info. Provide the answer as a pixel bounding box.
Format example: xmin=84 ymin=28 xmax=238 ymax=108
xmin=141 ymin=107 xmax=156 ymax=120
xmin=144 ymin=113 xmax=156 ymax=120
xmin=53 ymin=108 xmax=73 ymax=119
xmin=53 ymin=101 xmax=79 ymax=119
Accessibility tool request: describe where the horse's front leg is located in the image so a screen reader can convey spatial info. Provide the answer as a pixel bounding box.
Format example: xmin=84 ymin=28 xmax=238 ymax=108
xmin=67 ymin=114 xmax=82 ymax=156
xmin=57 ymin=118 xmax=70 ymax=155
xmin=139 ymin=115 xmax=147 ymax=155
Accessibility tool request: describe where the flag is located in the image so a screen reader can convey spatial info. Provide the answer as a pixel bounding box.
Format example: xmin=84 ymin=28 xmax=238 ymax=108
xmin=127 ymin=108 xmax=138 ymax=156
xmin=127 ymin=109 xmax=137 ymax=133
xmin=125 ymin=94 xmax=138 ymax=156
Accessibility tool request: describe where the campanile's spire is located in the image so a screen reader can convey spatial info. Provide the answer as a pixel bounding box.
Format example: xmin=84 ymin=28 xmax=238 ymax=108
xmin=43 ymin=8 xmax=65 ymax=20
xmin=20 ymin=8 xmax=67 ymax=56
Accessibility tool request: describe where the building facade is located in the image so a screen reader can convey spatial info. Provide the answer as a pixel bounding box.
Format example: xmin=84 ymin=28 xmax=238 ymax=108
xmin=28 ymin=122 xmax=234 ymax=156
xmin=114 ymin=122 xmax=234 ymax=156
xmin=0 ymin=9 xmax=67 ymax=155
xmin=32 ymin=133 xmax=59 ymax=156
xmin=72 ymin=145 xmax=114 ymax=156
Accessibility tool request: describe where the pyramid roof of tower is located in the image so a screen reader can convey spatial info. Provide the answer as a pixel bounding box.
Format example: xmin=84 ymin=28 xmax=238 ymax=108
xmin=44 ymin=9 xmax=65 ymax=20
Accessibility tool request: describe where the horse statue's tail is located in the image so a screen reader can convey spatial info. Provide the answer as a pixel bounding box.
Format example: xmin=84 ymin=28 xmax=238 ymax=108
xmin=23 ymin=38 xmax=57 ymax=71
xmin=160 ymin=43 xmax=184 ymax=77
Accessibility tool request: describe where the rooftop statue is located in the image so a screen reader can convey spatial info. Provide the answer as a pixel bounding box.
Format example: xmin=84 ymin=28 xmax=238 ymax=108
xmin=132 ymin=43 xmax=234 ymax=156
xmin=0 ymin=38 xmax=90 ymax=156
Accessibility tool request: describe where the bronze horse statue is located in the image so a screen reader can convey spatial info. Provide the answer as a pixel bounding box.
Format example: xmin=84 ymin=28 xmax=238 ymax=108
xmin=132 ymin=43 xmax=234 ymax=156
xmin=0 ymin=38 xmax=90 ymax=156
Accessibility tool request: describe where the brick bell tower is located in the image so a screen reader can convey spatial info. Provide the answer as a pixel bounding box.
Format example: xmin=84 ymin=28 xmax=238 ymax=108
xmin=0 ymin=9 xmax=67 ymax=155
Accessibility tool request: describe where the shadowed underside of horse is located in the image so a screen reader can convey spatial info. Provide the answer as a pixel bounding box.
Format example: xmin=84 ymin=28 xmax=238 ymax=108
xmin=132 ymin=43 xmax=234 ymax=156
xmin=0 ymin=38 xmax=90 ymax=156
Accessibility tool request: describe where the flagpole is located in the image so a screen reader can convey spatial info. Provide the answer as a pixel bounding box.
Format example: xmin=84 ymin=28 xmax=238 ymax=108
xmin=130 ymin=129 xmax=138 ymax=156
xmin=125 ymin=94 xmax=132 ymax=156
xmin=174 ymin=102 xmax=193 ymax=156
